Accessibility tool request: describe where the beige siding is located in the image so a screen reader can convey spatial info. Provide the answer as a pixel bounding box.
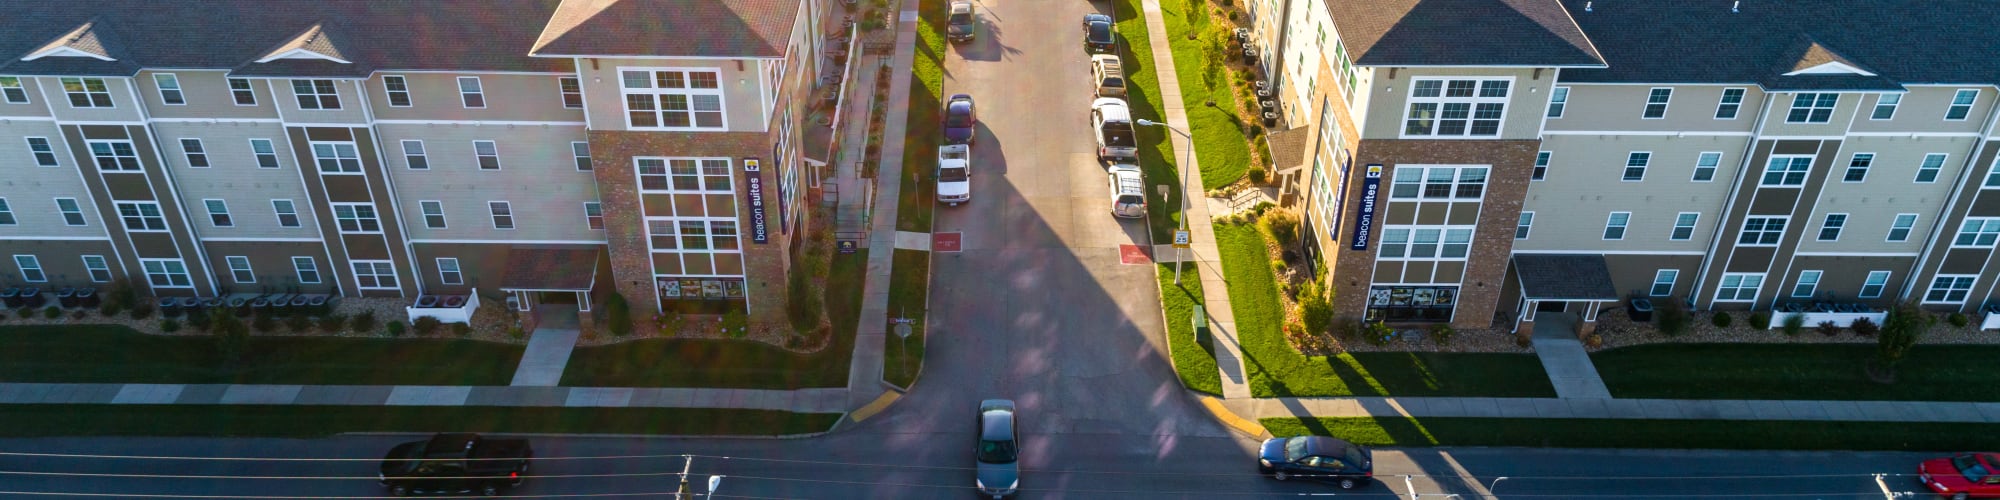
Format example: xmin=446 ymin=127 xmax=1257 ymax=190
xmin=1545 ymin=84 xmax=1766 ymax=133
xmin=1759 ymin=91 xmax=1863 ymax=137
xmin=268 ymin=78 xmax=370 ymax=124
xmin=1515 ymin=134 xmax=1747 ymax=252
xmin=578 ymin=57 xmax=769 ymax=133
xmin=36 ymin=76 xmax=144 ymax=123
xmin=1793 ymin=136 xmax=1975 ymax=254
xmin=1849 ymin=86 xmax=1998 ymax=134
xmin=1360 ymin=67 xmax=1551 ymax=140
xmin=152 ymin=122 xmax=321 ymax=239
xmin=0 ymin=121 xmax=103 ymax=239
xmin=0 ymin=76 xmax=51 ymax=117
xmin=134 ymin=70 xmax=279 ymax=120
xmin=367 ymin=72 xmax=585 ymax=123
xmin=377 ymin=123 xmax=600 ymax=243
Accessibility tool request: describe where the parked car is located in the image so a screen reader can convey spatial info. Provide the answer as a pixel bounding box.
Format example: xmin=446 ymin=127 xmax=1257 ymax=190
xmin=945 ymin=94 xmax=977 ymax=144
xmin=1089 ymin=97 xmax=1138 ymax=162
xmin=1920 ymin=452 xmax=2000 ymax=499
xmin=1257 ymin=436 xmax=1373 ymax=489
xmin=1106 ymin=164 xmax=1146 ymax=218
xmin=1081 ymin=13 xmax=1115 ymax=53
xmin=379 ymin=433 xmax=533 ymax=496
xmin=975 ymin=399 xmax=1020 ymax=498
xmin=938 ymin=144 xmax=972 ymax=205
xmin=948 ymin=1 xmax=976 ymax=42
xmin=1091 ymin=54 xmax=1126 ymax=97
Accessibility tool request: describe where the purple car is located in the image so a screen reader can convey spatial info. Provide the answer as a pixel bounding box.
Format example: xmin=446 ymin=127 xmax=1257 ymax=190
xmin=944 ymin=94 xmax=976 ymax=144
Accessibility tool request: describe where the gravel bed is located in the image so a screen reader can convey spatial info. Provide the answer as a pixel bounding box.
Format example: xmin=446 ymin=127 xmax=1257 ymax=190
xmin=1593 ymin=309 xmax=2000 ymax=351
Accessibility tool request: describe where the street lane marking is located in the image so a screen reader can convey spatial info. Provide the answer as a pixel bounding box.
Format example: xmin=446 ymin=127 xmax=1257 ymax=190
xmin=1119 ymin=244 xmax=1151 ymax=265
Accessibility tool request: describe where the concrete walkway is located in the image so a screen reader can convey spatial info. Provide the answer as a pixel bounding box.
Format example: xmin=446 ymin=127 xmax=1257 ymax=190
xmin=1529 ymin=314 xmax=1612 ymax=399
xmin=846 ymin=1 xmax=923 ymax=409
xmin=509 ymin=327 xmax=581 ymax=387
xmin=1228 ymin=396 xmax=2000 ymax=423
xmin=1137 ymin=0 xmax=1250 ymax=400
xmin=0 ymin=382 xmax=851 ymax=412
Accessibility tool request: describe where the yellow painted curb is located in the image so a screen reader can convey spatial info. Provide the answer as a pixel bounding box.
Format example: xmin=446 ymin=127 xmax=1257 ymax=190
xmin=1201 ymin=396 xmax=1267 ymax=438
xmin=848 ymin=391 xmax=902 ymax=423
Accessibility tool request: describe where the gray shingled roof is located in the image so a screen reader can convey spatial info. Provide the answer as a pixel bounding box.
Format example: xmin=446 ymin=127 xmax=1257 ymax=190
xmin=531 ymin=0 xmax=802 ymax=59
xmin=1324 ymin=0 xmax=1605 ymax=67
xmin=1560 ymin=0 xmax=2000 ymax=86
xmin=1512 ymin=254 xmax=1618 ymax=301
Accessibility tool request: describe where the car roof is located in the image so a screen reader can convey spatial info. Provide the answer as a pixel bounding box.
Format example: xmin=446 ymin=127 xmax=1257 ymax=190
xmin=979 ymin=401 xmax=1014 ymax=440
xmin=1300 ymin=436 xmax=1361 ymax=456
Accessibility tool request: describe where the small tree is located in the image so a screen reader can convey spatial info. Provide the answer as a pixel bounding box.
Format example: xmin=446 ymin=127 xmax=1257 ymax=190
xmin=605 ymin=292 xmax=633 ymax=337
xmin=1295 ymin=281 xmax=1333 ymax=335
xmin=106 ymin=278 xmax=137 ymax=312
xmin=210 ymin=308 xmax=250 ymax=367
xmin=1872 ymin=302 xmax=1932 ymax=380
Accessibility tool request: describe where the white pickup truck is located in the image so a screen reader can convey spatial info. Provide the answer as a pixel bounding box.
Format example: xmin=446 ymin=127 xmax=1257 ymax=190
xmin=938 ymin=144 xmax=972 ymax=206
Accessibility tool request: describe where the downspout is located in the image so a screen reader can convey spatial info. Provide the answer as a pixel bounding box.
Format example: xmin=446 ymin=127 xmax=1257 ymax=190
xmin=1689 ymin=87 xmax=1777 ymax=310
xmin=1901 ymin=94 xmax=2000 ymax=302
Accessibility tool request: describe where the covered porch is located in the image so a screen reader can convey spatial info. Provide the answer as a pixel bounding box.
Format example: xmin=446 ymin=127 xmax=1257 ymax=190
xmin=1511 ymin=254 xmax=1620 ymax=339
xmin=495 ymin=248 xmax=603 ymax=332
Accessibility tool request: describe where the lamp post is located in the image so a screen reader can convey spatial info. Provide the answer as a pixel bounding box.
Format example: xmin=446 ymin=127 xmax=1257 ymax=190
xmin=707 ymin=475 xmax=725 ymax=498
xmin=1136 ymin=118 xmax=1191 ymax=285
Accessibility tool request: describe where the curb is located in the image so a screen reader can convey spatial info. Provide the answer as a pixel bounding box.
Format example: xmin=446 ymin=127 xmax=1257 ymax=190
xmin=1199 ymin=396 xmax=1268 ymax=439
xmin=847 ymin=391 xmax=903 ymax=423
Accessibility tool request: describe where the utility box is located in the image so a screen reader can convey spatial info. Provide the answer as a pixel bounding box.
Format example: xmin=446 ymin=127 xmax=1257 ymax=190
xmin=1192 ymin=305 xmax=1210 ymax=344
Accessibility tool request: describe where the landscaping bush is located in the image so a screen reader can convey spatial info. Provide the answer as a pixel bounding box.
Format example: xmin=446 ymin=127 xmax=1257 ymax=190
xmin=185 ymin=308 xmax=212 ymax=332
xmin=1248 ymin=201 xmax=1276 ymax=219
xmin=129 ymin=303 xmax=154 ymax=321
xmin=1430 ymin=323 xmax=1456 ymax=347
xmin=656 ymin=311 xmax=684 ymax=337
xmin=1361 ymin=320 xmax=1394 ymax=347
xmin=605 ymin=292 xmax=633 ymax=337
xmin=1295 ymin=281 xmax=1333 ymax=335
xmin=1875 ymin=302 xmax=1933 ymax=377
xmin=386 ymin=320 xmax=406 ymax=337
xmin=43 ymin=306 xmax=60 ymax=320
xmin=251 ymin=312 xmax=276 ymax=333
xmin=99 ymin=302 xmax=124 ymax=318
xmin=350 ymin=310 xmax=376 ymax=334
xmin=1749 ymin=312 xmax=1770 ymax=330
xmin=1260 ymin=208 xmax=1302 ymax=247
xmin=286 ymin=314 xmax=313 ymax=333
xmin=1246 ymin=166 xmax=1269 ymax=184
xmin=722 ymin=310 xmax=750 ymax=339
xmin=1514 ymin=331 xmax=1533 ymax=348
xmin=413 ymin=317 xmax=441 ymax=336
xmin=507 ymin=325 xmax=526 ymax=340
xmin=1948 ymin=312 xmax=1969 ymax=328
xmin=1656 ymin=300 xmax=1690 ymax=337
xmin=15 ymin=307 xmax=32 ymax=320
xmin=1711 ymin=311 xmax=1733 ymax=328
xmin=106 ymin=279 xmax=137 ymax=312
xmin=1331 ymin=316 xmax=1359 ymax=341
xmin=69 ymin=309 xmax=85 ymax=320
xmin=160 ymin=319 xmax=180 ymax=333
xmin=452 ymin=322 xmax=472 ymax=337
xmin=1816 ymin=320 xmax=1840 ymax=337
xmin=1781 ymin=313 xmax=1806 ymax=336
xmin=1583 ymin=333 xmax=1603 ymax=348
xmin=317 ymin=313 xmax=346 ymax=334
xmin=209 ymin=309 xmax=249 ymax=366
xmin=1851 ymin=317 xmax=1879 ymax=337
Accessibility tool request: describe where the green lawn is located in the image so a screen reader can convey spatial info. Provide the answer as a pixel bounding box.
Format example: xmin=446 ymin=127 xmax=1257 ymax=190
xmin=895 ymin=0 xmax=946 ymax=233
xmin=1216 ymin=225 xmax=1554 ymax=398
xmin=1110 ymin=0 xmax=1186 ymax=242
xmin=884 ymin=249 xmax=931 ymax=389
xmin=1263 ymin=416 xmax=2000 ymax=451
xmin=0 ymin=405 xmax=841 ymax=438
xmin=1157 ymin=0 xmax=1251 ymax=189
xmin=1159 ymin=264 xmax=1221 ymax=396
xmin=1596 ymin=343 xmax=2000 ymax=401
xmin=0 ymin=325 xmax=521 ymax=385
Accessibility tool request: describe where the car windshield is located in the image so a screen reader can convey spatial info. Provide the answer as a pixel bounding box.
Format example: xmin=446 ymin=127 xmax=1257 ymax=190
xmin=1117 ymin=194 xmax=1144 ymax=206
xmin=939 ymin=166 xmax=969 ymax=182
xmin=1088 ymin=23 xmax=1110 ymax=41
xmin=977 ymin=439 xmax=1017 ymax=464
xmin=1954 ymin=454 xmax=1993 ymax=482
xmin=1283 ymin=437 xmax=1308 ymax=462
xmin=950 ymin=13 xmax=972 ymax=25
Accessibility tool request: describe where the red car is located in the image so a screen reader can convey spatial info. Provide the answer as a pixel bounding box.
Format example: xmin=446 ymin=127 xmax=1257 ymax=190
xmin=1920 ymin=453 xmax=2000 ymax=499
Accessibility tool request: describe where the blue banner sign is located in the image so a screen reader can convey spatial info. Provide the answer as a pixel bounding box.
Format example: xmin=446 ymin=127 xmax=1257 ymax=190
xmin=744 ymin=158 xmax=769 ymax=244
xmin=1349 ymin=164 xmax=1383 ymax=250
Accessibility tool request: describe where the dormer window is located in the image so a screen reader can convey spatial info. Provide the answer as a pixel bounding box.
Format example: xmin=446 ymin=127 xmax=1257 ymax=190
xmin=291 ymin=79 xmax=341 ymax=110
xmin=1785 ymin=93 xmax=1836 ymax=124
xmin=1402 ymin=78 xmax=1509 ymax=137
xmin=60 ymin=77 xmax=113 ymax=108
xmin=620 ymin=68 xmax=726 ymax=130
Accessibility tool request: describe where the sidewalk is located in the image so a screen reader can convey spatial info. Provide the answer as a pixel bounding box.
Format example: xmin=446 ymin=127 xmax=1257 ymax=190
xmin=1137 ymin=0 xmax=1250 ymax=399
xmin=0 ymin=382 xmax=850 ymax=413
xmin=1227 ymin=396 xmax=2000 ymax=423
xmin=845 ymin=1 xmax=924 ymax=409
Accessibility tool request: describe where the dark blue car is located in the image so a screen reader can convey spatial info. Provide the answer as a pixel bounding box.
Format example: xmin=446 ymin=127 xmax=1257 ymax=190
xmin=944 ymin=94 xmax=976 ymax=144
xmin=1258 ymin=436 xmax=1373 ymax=489
xmin=1081 ymin=13 xmax=1115 ymax=53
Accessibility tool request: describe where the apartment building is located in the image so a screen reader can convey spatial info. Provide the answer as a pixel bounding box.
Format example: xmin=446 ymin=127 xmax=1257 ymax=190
xmin=0 ymin=0 xmax=826 ymax=325
xmin=1255 ymin=0 xmax=2000 ymax=334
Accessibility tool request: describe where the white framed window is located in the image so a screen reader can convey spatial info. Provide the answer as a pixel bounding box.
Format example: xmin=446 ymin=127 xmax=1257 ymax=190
xmin=1402 ymin=78 xmax=1510 ymax=137
xmin=1842 ymin=153 xmax=1872 ymax=182
xmin=250 ymin=138 xmax=280 ymax=168
xmin=331 ymin=203 xmax=381 ymax=234
xmin=1916 ymin=153 xmax=1946 ymax=183
xmin=115 ymin=202 xmax=166 ymax=231
xmin=1602 ymin=212 xmax=1630 ymax=240
xmin=1670 ymin=212 xmax=1699 ymax=240
xmin=1953 ymin=218 xmax=2000 ymax=248
xmin=1623 ymin=152 xmax=1650 ymax=181
xmin=0 ymin=198 xmax=12 ymax=225
xmin=559 ymin=77 xmax=584 ymax=108
xmin=1887 ymin=213 xmax=1918 ymax=242
xmin=1515 ymin=211 xmax=1532 ymax=240
xmin=272 ymin=199 xmax=300 ymax=228
xmin=140 ymin=258 xmax=193 ymax=288
xmin=382 ymin=75 xmax=412 ymax=107
xmin=350 ymin=260 xmax=398 ymax=289
xmin=419 ymin=200 xmax=446 ymax=229
xmin=437 ymin=257 xmax=463 ymax=285
xmin=153 ymin=73 xmax=184 ymax=105
xmin=620 ymin=68 xmax=727 ymax=130
xmin=1714 ymin=273 xmax=1763 ymax=302
xmin=88 ymin=140 xmax=142 ymax=171
xmin=226 ymin=256 xmax=255 ymax=283
xmin=401 ymin=140 xmax=428 ymax=169
xmin=1378 ymin=226 xmax=1476 ymax=260
xmin=571 ymin=142 xmax=592 ymax=171
xmin=1650 ymin=269 xmax=1678 ymax=297
xmin=1692 ymin=151 xmax=1722 ymax=182
xmin=1859 ymin=271 xmax=1890 ymax=298
xmin=1792 ymin=270 xmax=1822 ymax=298
xmin=229 ymin=78 xmax=256 ymax=105
xmin=457 ymin=76 xmax=486 ymax=108
xmin=1546 ymin=86 xmax=1568 ymax=118
xmin=0 ymin=76 xmax=26 ymax=103
xmin=203 ymin=199 xmax=232 ymax=227
xmin=1870 ymin=93 xmax=1900 ymax=120
xmin=1785 ymin=93 xmax=1837 ymax=123
xmin=13 ymin=255 xmax=45 ymax=282
xmin=180 ymin=138 xmax=209 ymax=168
xmin=1715 ymin=88 xmax=1745 ymax=119
xmin=292 ymin=256 xmax=321 ymax=284
xmin=1738 ymin=216 xmax=1786 ymax=246
xmin=61 ymin=77 xmax=113 ymax=108
xmin=1531 ymin=151 xmax=1550 ymax=181
xmin=1925 ymin=275 xmax=1977 ymax=304
xmin=1642 ymin=87 xmax=1671 ymax=119
xmin=1947 ymin=89 xmax=1978 ymax=121
xmin=473 ymin=140 xmax=501 ymax=170
xmin=55 ymin=198 xmax=85 ymax=226
xmin=488 ymin=201 xmax=514 ymax=230
xmin=81 ymin=255 xmax=111 ymax=283
xmin=291 ymin=79 xmax=340 ymax=109
xmin=1817 ymin=213 xmax=1846 ymax=241
xmin=27 ymin=137 xmax=59 ymax=166
xmin=636 ymin=157 xmax=734 ymax=193
xmin=1389 ymin=165 xmax=1486 ymax=200
xmin=1760 ymin=155 xmax=1813 ymax=187
xmin=584 ymin=202 xmax=604 ymax=230
xmin=1985 ymin=157 xmax=2000 ymax=188
xmin=311 ymin=142 xmax=362 ymax=173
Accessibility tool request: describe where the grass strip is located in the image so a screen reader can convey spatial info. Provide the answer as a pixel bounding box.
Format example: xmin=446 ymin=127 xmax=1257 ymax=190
xmin=1157 ymin=0 xmax=1251 ymax=189
xmin=0 ymin=405 xmax=841 ymax=438
xmin=1595 ymin=343 xmax=2000 ymax=402
xmin=0 ymin=325 xmax=521 ymax=386
xmin=1159 ymin=263 xmax=1222 ymax=396
xmin=895 ymin=0 xmax=946 ymax=233
xmin=884 ymin=249 xmax=931 ymax=389
xmin=1263 ymin=416 xmax=2000 ymax=451
xmin=1110 ymin=0 xmax=1186 ymax=242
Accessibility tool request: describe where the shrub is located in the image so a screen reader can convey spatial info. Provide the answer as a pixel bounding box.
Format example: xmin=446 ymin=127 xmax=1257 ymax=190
xmin=1296 ymin=281 xmax=1333 ymax=335
xmin=286 ymin=314 xmax=313 ymax=333
xmin=413 ymin=317 xmax=441 ymax=336
xmin=70 ymin=309 xmax=85 ymax=320
xmin=1817 ymin=320 xmax=1841 ymax=337
xmin=1260 ymin=208 xmax=1302 ymax=246
xmin=1361 ymin=320 xmax=1395 ymax=346
xmin=605 ymin=292 xmax=633 ymax=337
xmin=1227 ymin=10 xmax=1238 ymax=20
xmin=209 ymin=309 xmax=250 ymax=366
xmin=1948 ymin=312 xmax=1969 ymax=328
xmin=452 ymin=322 xmax=473 ymax=337
xmin=1749 ymin=312 xmax=1770 ymax=330
xmin=386 ymin=321 xmax=406 ymax=337
xmin=129 ymin=303 xmax=154 ymax=321
xmin=1246 ymin=166 xmax=1269 ymax=184
xmin=1331 ymin=316 xmax=1359 ymax=341
xmin=507 ymin=325 xmax=527 ymax=340
xmin=1248 ymin=201 xmax=1276 ymax=219
xmin=317 ymin=313 xmax=347 ymax=333
xmin=1514 ymin=331 xmax=1533 ymax=348
xmin=251 ymin=312 xmax=276 ymax=333
xmin=1851 ymin=317 xmax=1880 ymax=337
xmin=160 ymin=319 xmax=181 ymax=333
xmin=722 ymin=310 xmax=750 ymax=339
xmin=106 ymin=279 xmax=137 ymax=311
xmin=99 ymin=302 xmax=124 ymax=318
xmin=43 ymin=306 xmax=61 ymax=320
xmin=1711 ymin=311 xmax=1733 ymax=328
xmin=1430 ymin=323 xmax=1456 ymax=347
xmin=1876 ymin=302 xmax=1933 ymax=373
xmin=185 ymin=308 xmax=213 ymax=332
xmin=656 ymin=311 xmax=684 ymax=337
xmin=1781 ymin=313 xmax=1806 ymax=336
xmin=1583 ymin=333 xmax=1603 ymax=348
xmin=350 ymin=310 xmax=376 ymax=334
xmin=1656 ymin=300 xmax=1690 ymax=337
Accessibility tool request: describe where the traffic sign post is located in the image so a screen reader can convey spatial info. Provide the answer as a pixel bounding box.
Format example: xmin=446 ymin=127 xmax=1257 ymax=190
xmin=1172 ymin=230 xmax=1191 ymax=285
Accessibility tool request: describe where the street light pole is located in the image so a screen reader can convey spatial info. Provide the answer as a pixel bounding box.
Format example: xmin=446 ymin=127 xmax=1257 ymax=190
xmin=1137 ymin=119 xmax=1192 ymax=285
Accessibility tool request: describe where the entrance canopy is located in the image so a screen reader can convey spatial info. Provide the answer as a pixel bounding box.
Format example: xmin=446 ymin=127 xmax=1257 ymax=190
xmin=498 ymin=248 xmax=600 ymax=291
xmin=1512 ymin=254 xmax=1618 ymax=301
